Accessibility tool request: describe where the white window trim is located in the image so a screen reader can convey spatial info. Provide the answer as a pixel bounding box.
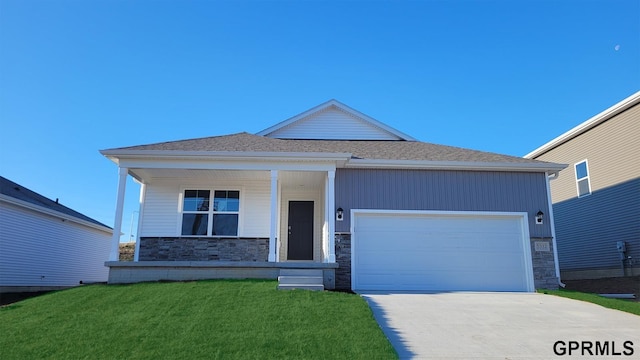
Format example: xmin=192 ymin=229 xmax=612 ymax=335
xmin=574 ymin=159 xmax=592 ymax=198
xmin=177 ymin=186 xmax=244 ymax=237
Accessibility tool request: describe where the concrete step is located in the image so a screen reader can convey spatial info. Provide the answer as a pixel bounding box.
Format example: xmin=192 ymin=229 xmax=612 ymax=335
xmin=278 ymin=276 xmax=323 ymax=285
xmin=277 ymin=269 xmax=325 ymax=291
xmin=277 ymin=284 xmax=324 ymax=291
xmin=279 ymin=269 xmax=323 ymax=277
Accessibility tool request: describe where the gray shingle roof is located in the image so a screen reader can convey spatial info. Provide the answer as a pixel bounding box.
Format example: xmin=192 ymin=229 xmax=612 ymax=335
xmin=0 ymin=176 xmax=111 ymax=229
xmin=109 ymin=132 xmax=550 ymax=164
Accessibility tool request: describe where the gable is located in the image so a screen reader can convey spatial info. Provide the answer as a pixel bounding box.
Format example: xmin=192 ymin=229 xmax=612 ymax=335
xmin=257 ymin=100 xmax=416 ymax=141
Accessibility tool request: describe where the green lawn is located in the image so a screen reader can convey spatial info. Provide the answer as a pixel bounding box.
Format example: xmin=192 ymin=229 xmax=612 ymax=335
xmin=539 ymin=289 xmax=640 ymax=316
xmin=0 ymin=280 xmax=397 ymax=359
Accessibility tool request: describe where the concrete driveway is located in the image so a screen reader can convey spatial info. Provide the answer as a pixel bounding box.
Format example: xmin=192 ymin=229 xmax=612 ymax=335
xmin=361 ymin=292 xmax=640 ymax=359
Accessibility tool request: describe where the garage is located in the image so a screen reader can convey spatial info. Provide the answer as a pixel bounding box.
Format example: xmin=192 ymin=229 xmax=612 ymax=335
xmin=351 ymin=210 xmax=535 ymax=292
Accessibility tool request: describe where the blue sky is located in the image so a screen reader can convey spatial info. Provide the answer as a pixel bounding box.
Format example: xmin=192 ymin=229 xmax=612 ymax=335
xmin=1 ymin=0 xmax=638 ymax=241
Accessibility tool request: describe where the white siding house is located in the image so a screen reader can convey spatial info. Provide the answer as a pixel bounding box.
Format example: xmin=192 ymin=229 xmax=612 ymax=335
xmin=0 ymin=177 xmax=112 ymax=292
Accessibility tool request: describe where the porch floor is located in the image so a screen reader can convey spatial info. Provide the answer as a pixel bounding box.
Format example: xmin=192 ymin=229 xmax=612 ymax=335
xmin=105 ymin=261 xmax=338 ymax=289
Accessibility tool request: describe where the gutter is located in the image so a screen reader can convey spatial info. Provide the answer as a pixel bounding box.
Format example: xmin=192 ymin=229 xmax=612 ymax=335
xmin=100 ymin=149 xmax=353 ymax=161
xmin=101 ymin=150 xmax=567 ymax=174
xmin=345 ymin=159 xmax=567 ymax=173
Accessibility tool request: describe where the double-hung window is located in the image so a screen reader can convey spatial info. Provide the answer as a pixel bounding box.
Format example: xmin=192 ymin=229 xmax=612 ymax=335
xmin=181 ymin=189 xmax=239 ymax=236
xmin=575 ymin=160 xmax=591 ymax=197
xmin=212 ymin=191 xmax=239 ymax=236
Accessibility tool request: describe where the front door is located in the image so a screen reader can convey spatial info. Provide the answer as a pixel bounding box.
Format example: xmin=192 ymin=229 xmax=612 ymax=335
xmin=287 ymin=201 xmax=314 ymax=260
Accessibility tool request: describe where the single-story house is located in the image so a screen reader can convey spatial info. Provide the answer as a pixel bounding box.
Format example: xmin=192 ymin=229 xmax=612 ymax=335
xmin=0 ymin=176 xmax=112 ymax=293
xmin=525 ymin=91 xmax=640 ymax=280
xmin=102 ymin=100 xmax=566 ymax=292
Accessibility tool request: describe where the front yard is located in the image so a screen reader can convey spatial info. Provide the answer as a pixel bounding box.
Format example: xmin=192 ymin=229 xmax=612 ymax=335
xmin=0 ymin=280 xmax=396 ymax=359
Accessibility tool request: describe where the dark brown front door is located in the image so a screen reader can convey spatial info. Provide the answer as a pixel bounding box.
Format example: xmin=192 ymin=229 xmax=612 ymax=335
xmin=287 ymin=201 xmax=314 ymax=260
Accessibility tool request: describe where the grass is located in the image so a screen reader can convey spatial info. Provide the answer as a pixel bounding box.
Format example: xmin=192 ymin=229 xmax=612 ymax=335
xmin=539 ymin=289 xmax=640 ymax=316
xmin=0 ymin=280 xmax=397 ymax=359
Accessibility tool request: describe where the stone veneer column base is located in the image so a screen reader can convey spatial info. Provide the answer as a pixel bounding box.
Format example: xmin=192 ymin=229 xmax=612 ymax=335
xmin=335 ymin=233 xmax=352 ymax=290
xmin=530 ymin=237 xmax=559 ymax=290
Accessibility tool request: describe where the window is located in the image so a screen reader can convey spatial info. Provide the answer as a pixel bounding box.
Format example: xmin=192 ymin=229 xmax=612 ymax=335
xmin=213 ymin=191 xmax=239 ymax=236
xmin=575 ymin=160 xmax=591 ymax=197
xmin=181 ymin=189 xmax=239 ymax=236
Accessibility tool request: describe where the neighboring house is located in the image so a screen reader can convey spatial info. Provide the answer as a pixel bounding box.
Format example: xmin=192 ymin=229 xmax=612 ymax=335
xmin=0 ymin=176 xmax=112 ymax=292
xmin=102 ymin=100 xmax=565 ymax=292
xmin=525 ymin=91 xmax=640 ymax=280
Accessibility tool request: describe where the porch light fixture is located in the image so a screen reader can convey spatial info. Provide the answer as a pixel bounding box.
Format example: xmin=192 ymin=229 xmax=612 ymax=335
xmin=535 ymin=210 xmax=544 ymax=225
xmin=336 ymin=207 xmax=344 ymax=221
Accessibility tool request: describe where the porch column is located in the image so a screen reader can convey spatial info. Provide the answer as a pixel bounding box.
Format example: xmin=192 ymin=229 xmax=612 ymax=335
xmin=133 ymin=181 xmax=146 ymax=262
xmin=269 ymin=170 xmax=278 ymax=262
xmin=109 ymin=167 xmax=128 ymax=261
xmin=326 ymin=170 xmax=336 ymax=263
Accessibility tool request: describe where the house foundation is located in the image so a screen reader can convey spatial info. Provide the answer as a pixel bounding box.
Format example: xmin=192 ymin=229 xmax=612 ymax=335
xmin=106 ymin=261 xmax=338 ymax=289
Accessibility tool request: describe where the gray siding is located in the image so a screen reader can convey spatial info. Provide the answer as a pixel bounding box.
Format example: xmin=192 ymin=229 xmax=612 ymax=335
xmin=554 ymin=178 xmax=640 ymax=271
xmin=335 ymin=169 xmax=552 ymax=238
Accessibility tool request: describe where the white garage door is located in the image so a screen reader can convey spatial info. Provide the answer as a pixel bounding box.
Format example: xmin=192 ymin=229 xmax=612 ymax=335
xmin=352 ymin=211 xmax=534 ymax=292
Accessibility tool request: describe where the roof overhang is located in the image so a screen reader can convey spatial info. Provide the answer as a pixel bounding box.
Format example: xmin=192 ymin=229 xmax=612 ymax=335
xmin=100 ymin=150 xmax=353 ymax=182
xmin=0 ymin=194 xmax=113 ymax=234
xmin=101 ymin=149 xmax=353 ymax=163
xmin=101 ymin=149 xmax=566 ymax=182
xmin=525 ymin=90 xmax=640 ymax=159
xmin=346 ymin=159 xmax=567 ymax=174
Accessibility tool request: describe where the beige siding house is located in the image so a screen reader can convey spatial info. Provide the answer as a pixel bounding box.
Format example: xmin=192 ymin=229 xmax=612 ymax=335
xmin=526 ymin=91 xmax=640 ymax=280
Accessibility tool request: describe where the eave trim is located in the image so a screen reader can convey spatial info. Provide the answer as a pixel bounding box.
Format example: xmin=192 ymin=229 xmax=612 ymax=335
xmin=100 ymin=149 xmax=353 ymax=161
xmin=345 ymin=159 xmax=568 ymax=172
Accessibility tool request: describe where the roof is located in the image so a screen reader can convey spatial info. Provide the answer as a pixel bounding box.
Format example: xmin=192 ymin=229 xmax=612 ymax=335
xmin=105 ymin=132 xmax=557 ymax=165
xmin=257 ymin=99 xmax=417 ymax=141
xmin=102 ymin=101 xmax=565 ymax=173
xmin=0 ymin=176 xmax=111 ymax=230
xmin=525 ymin=90 xmax=640 ymax=159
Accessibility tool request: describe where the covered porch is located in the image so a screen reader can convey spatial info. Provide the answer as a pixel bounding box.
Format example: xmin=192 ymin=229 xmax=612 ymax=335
xmin=104 ymin=155 xmax=344 ymax=288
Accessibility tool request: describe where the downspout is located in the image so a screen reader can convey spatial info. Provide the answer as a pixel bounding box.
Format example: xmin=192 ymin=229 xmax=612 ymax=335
xmin=546 ymin=170 xmax=565 ymax=288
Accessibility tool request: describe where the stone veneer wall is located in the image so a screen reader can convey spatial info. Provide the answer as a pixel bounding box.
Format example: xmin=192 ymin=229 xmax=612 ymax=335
xmin=335 ymin=233 xmax=352 ymax=290
xmin=334 ymin=233 xmax=559 ymax=291
xmin=530 ymin=237 xmax=559 ymax=290
xmin=139 ymin=237 xmax=269 ymax=262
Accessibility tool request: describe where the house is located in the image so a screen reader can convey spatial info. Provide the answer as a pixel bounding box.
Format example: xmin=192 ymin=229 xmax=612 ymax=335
xmin=102 ymin=100 xmax=566 ymax=292
xmin=0 ymin=176 xmax=112 ymax=293
xmin=525 ymin=91 xmax=640 ymax=280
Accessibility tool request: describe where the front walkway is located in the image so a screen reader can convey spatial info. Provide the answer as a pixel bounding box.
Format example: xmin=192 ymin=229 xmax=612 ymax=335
xmin=361 ymin=292 xmax=640 ymax=359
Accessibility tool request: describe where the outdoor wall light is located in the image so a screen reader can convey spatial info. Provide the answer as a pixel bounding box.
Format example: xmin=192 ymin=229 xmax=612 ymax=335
xmin=535 ymin=210 xmax=544 ymax=224
xmin=336 ymin=207 xmax=344 ymax=221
